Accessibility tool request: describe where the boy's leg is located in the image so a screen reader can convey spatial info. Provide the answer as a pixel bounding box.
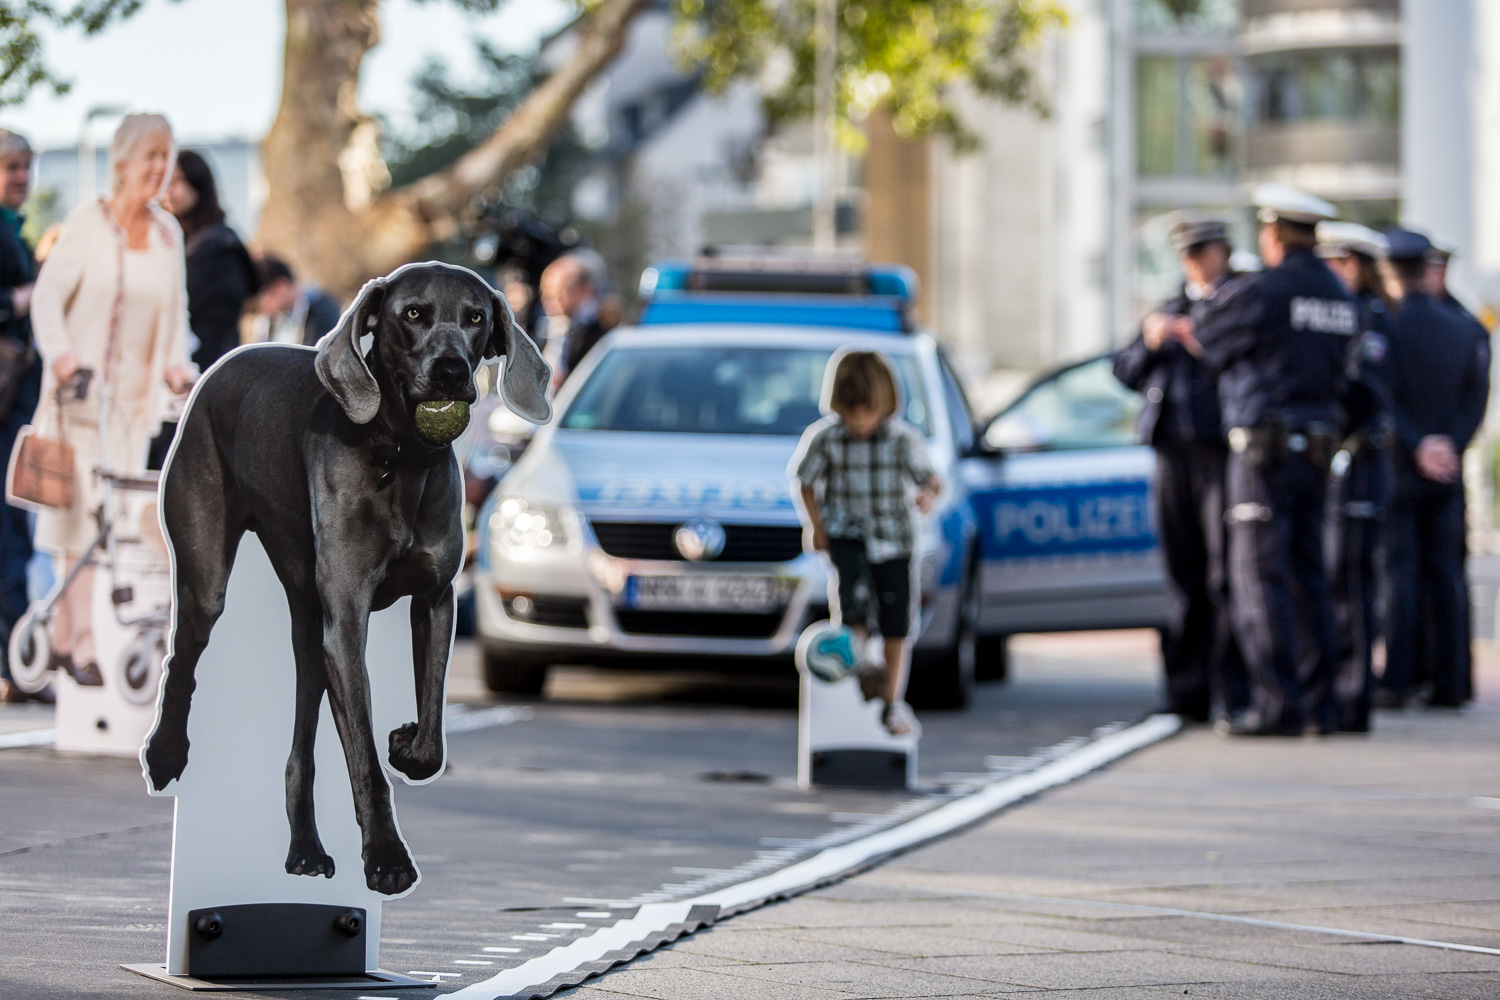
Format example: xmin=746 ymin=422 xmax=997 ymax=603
xmin=826 ymin=538 xmax=870 ymax=633
xmin=871 ymin=557 xmax=913 ymax=704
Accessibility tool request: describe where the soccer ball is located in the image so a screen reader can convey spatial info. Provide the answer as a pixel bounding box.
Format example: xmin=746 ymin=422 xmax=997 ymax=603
xmin=797 ymin=621 xmax=861 ymax=683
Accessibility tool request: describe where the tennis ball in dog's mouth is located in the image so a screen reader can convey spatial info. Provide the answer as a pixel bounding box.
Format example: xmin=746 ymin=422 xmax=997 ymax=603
xmin=413 ymin=400 xmax=471 ymax=446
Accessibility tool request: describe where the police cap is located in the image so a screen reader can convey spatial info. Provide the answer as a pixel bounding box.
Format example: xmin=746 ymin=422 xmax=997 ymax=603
xmin=1167 ymin=213 xmax=1230 ymax=254
xmin=1425 ymin=236 xmax=1455 ymax=264
xmin=1316 ymin=222 xmax=1387 ymax=261
xmin=1383 ymin=229 xmax=1433 ymax=262
xmin=1252 ymin=183 xmax=1339 ymax=225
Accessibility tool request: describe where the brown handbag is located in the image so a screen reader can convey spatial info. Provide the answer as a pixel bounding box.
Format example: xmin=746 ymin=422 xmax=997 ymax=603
xmin=8 ymin=392 xmax=74 ymax=509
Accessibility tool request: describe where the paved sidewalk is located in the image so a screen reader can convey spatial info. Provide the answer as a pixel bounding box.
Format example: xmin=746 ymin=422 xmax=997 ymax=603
xmin=568 ymin=699 xmax=1500 ymax=997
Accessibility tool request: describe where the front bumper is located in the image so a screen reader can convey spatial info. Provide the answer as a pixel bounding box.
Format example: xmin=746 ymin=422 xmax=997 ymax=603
xmin=475 ymin=517 xmax=956 ymax=662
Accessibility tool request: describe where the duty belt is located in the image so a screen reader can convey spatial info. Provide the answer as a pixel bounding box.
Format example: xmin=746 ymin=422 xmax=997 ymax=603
xmin=1227 ymin=421 xmax=1338 ymax=470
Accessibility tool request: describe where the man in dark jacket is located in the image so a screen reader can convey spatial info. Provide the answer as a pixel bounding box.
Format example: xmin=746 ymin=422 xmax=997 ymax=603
xmin=252 ymin=256 xmax=343 ymax=347
xmin=540 ymin=254 xmax=610 ymax=390
xmin=1113 ymin=216 xmax=1245 ymax=722
xmin=1380 ymin=230 xmax=1491 ymax=708
xmin=1188 ymin=184 xmax=1354 ymax=736
xmin=0 ymin=129 xmax=42 ymax=703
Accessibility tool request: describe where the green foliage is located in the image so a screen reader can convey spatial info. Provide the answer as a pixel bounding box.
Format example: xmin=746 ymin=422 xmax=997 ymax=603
xmin=20 ymin=183 xmax=58 ymax=243
xmin=0 ymin=0 xmax=150 ymax=106
xmin=384 ymin=40 xmax=590 ymax=219
xmin=673 ymin=0 xmax=1069 ymax=151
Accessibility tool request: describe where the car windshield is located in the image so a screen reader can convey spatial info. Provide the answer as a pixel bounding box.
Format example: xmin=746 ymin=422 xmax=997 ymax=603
xmin=561 ymin=345 xmax=930 ymax=436
xmin=986 ymin=356 xmax=1141 ymax=451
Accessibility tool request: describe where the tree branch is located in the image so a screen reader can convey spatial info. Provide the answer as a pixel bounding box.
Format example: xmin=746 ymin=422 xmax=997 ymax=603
xmin=398 ymin=0 xmax=653 ymax=231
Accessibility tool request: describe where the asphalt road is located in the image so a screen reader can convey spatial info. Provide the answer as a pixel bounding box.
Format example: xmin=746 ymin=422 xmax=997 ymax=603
xmin=0 ymin=631 xmax=1163 ymax=999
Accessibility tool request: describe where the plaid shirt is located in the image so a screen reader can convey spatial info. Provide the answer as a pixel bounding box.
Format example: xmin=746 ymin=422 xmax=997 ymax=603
xmin=792 ymin=416 xmax=936 ymax=561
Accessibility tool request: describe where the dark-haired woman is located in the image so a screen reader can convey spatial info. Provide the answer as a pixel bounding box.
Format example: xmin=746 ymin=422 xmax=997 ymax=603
xmin=1315 ymin=223 xmax=1397 ymax=733
xmin=165 ymin=150 xmax=256 ymax=372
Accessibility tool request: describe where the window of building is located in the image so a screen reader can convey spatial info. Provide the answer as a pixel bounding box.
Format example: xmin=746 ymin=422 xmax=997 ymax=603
xmin=1253 ymin=48 xmax=1401 ymax=126
xmin=1137 ymin=55 xmax=1243 ymax=178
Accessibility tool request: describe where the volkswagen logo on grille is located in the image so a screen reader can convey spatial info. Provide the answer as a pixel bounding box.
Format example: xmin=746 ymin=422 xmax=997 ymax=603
xmin=674 ymin=519 xmax=726 ymax=561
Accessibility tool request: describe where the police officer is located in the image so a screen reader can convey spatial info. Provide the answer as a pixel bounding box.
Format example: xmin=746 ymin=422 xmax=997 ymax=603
xmin=1186 ymin=184 xmax=1354 ymax=736
xmin=1379 ymin=230 xmax=1490 ymax=708
xmin=1113 ymin=215 xmax=1246 ymax=722
xmin=1423 ymin=242 xmax=1491 ymax=702
xmin=1315 ymin=222 xmax=1395 ymax=732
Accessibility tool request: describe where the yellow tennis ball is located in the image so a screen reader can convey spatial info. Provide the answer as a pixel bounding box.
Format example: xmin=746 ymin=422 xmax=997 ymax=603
xmin=414 ymin=400 xmax=471 ymax=446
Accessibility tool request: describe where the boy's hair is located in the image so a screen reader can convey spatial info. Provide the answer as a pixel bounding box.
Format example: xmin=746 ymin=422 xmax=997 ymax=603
xmin=827 ymin=350 xmax=899 ymax=420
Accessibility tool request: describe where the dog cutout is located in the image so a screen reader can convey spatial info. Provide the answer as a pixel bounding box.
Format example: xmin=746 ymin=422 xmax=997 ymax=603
xmin=142 ymin=261 xmax=551 ymax=896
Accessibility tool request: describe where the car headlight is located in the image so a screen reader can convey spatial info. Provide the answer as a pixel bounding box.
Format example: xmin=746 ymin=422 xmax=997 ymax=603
xmin=491 ymin=497 xmax=566 ymax=551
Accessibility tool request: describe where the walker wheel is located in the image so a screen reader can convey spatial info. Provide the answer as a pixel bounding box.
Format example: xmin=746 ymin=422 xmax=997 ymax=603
xmin=119 ymin=629 xmax=166 ymax=706
xmin=8 ymin=607 xmax=52 ymax=694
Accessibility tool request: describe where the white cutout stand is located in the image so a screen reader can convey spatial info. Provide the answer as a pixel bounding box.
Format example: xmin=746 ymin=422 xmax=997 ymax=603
xmin=126 ymin=535 xmax=434 ymax=991
xmin=797 ymin=630 xmax=918 ymax=790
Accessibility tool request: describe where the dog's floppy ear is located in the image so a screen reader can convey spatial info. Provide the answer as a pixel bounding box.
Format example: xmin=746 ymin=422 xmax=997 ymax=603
xmin=486 ymin=287 xmax=553 ymax=424
xmin=315 ymin=275 xmax=388 ymax=425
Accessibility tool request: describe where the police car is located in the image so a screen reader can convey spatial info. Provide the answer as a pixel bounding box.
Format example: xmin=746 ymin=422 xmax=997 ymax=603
xmin=473 ymin=256 xmax=1167 ymax=706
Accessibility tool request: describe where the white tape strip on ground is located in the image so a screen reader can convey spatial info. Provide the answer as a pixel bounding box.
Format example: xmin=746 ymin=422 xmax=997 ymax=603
xmin=0 ymin=705 xmax=524 ymax=753
xmin=0 ymin=728 xmax=55 ymax=749
xmin=860 ymin=882 xmax=1500 ymax=957
xmin=447 ymin=713 xmax=1183 ymax=1000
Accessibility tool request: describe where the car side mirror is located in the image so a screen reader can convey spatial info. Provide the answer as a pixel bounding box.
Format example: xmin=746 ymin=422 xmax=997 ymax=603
xmin=982 ymin=413 xmax=1053 ymax=454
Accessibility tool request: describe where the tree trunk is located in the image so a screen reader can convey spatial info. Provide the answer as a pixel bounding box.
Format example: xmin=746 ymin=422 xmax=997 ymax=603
xmin=257 ymin=0 xmax=653 ymax=299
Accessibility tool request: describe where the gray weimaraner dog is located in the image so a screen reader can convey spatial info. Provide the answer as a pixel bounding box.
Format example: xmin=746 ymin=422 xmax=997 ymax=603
xmin=143 ymin=261 xmax=551 ymax=895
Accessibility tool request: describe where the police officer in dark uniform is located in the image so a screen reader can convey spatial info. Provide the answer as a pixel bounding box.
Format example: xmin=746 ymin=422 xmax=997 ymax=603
xmin=1113 ymin=216 xmax=1246 ymax=722
xmin=1185 ymin=184 xmax=1354 ymax=736
xmin=1379 ymin=230 xmax=1490 ymax=708
xmin=1315 ymin=222 xmax=1396 ymax=732
xmin=1424 ymin=241 xmax=1491 ymax=703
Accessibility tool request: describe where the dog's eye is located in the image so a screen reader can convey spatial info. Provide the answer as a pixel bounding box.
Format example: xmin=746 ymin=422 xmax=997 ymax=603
xmin=469 ymin=311 xmax=484 ymax=325
xmin=405 ymin=307 xmax=421 ymax=320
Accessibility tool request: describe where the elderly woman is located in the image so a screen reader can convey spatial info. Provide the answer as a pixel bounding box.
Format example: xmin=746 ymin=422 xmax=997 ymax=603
xmin=26 ymin=113 xmax=194 ymax=685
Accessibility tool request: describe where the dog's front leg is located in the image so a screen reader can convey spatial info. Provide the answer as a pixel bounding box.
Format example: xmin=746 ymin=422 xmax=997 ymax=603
xmin=321 ymin=589 xmax=418 ymax=896
xmin=388 ymin=586 xmax=453 ymax=782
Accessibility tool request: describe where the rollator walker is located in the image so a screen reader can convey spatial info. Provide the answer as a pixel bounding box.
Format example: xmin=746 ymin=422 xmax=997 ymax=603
xmin=8 ymin=375 xmax=174 ymax=709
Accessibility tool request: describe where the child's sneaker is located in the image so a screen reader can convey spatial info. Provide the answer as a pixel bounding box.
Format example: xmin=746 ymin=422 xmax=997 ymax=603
xmin=857 ymin=664 xmax=886 ymax=702
xmin=881 ymin=700 xmax=919 ymax=737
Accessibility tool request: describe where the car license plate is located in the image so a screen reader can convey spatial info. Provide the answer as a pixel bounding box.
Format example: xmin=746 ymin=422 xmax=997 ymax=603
xmin=623 ymin=574 xmax=787 ymax=612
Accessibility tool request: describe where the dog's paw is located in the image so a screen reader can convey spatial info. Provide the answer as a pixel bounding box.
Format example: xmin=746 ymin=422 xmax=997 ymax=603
xmin=143 ymin=734 xmax=190 ymax=791
xmin=363 ymin=840 xmax=419 ymax=896
xmin=388 ymin=722 xmax=442 ymax=781
xmin=285 ymin=842 xmax=336 ymax=879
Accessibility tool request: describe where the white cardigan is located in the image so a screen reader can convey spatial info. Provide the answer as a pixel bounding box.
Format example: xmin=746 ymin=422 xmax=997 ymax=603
xmin=30 ymin=199 xmax=194 ymax=431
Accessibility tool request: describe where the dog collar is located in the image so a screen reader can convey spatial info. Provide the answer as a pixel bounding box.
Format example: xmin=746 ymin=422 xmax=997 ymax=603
xmin=369 ymin=440 xmax=447 ymax=489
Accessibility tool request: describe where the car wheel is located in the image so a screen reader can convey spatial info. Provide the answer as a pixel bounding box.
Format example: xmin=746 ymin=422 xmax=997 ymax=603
xmin=482 ymin=646 xmax=549 ymax=697
xmin=908 ymin=565 xmax=977 ymax=711
xmin=976 ymin=634 xmax=1010 ymax=683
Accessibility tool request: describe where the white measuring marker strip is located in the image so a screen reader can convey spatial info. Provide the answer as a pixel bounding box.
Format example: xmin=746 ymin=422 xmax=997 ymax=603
xmin=444 ymin=713 xmax=1182 ymax=999
xmin=0 ymin=728 xmax=54 ymax=749
xmin=859 ymin=881 xmax=1500 ymax=957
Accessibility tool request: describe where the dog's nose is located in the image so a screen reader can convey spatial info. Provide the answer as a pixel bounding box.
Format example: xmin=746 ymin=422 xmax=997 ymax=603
xmin=429 ymin=355 xmax=471 ymax=393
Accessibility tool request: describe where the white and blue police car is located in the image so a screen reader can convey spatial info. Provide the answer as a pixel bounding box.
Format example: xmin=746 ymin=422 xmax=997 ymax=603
xmin=473 ymin=255 xmax=1167 ymax=706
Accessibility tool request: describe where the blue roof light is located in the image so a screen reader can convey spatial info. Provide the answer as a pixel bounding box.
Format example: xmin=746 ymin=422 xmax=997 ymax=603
xmin=637 ymin=256 xmax=918 ymax=332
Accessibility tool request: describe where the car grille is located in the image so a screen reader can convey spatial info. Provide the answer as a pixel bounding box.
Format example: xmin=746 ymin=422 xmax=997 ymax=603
xmin=503 ymin=594 xmax=590 ymax=630
xmin=614 ymin=609 xmax=786 ymax=639
xmin=590 ymin=521 xmax=804 ymax=562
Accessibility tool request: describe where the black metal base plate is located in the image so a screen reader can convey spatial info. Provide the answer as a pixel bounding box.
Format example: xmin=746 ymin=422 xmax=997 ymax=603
xmin=811 ymin=748 xmax=909 ymax=788
xmin=121 ymin=964 xmax=436 ymax=991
